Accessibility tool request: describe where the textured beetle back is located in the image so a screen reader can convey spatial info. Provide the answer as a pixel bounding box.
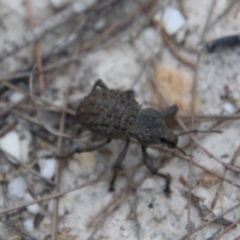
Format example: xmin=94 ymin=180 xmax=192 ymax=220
xmin=76 ymin=88 xmax=141 ymax=139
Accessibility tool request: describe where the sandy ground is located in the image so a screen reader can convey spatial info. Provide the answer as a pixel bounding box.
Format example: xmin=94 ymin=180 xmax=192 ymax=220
xmin=0 ymin=0 xmax=240 ymax=240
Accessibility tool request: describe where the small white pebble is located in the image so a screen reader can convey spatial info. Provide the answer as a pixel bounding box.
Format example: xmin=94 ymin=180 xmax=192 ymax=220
xmin=0 ymin=131 xmax=20 ymax=162
xmin=121 ymin=230 xmax=129 ymax=237
xmin=69 ymin=152 xmax=96 ymax=178
xmin=38 ymin=158 xmax=56 ymax=180
xmin=162 ymin=7 xmax=186 ymax=35
xmin=23 ymin=218 xmax=34 ymax=232
xmin=24 ymin=193 xmax=40 ymax=214
xmin=140 ymin=178 xmax=157 ymax=190
xmin=8 ymin=177 xmax=27 ymax=198
xmin=223 ymin=102 xmax=236 ymax=114
xmin=9 ymin=92 xmax=24 ymax=103
xmin=94 ymin=19 xmax=106 ymax=31
xmin=139 ymin=28 xmax=159 ymax=47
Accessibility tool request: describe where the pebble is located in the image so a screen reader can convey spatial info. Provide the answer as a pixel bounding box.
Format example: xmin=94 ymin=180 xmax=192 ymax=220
xmin=152 ymin=64 xmax=201 ymax=115
xmin=162 ymin=7 xmax=186 ymax=36
xmin=24 ymin=193 xmax=40 ymax=214
xmin=38 ymin=158 xmax=56 ymax=180
xmin=0 ymin=131 xmax=20 ymax=162
xmin=94 ymin=19 xmax=106 ymax=31
xmin=223 ymin=102 xmax=236 ymax=114
xmin=9 ymin=91 xmax=24 ymax=103
xmin=69 ymin=152 xmax=96 ymax=178
xmin=139 ymin=28 xmax=160 ymax=47
xmin=8 ymin=177 xmax=27 ymax=198
xmin=140 ymin=178 xmax=157 ymax=190
xmin=200 ymin=172 xmax=219 ymax=188
xmin=23 ymin=218 xmax=34 ymax=232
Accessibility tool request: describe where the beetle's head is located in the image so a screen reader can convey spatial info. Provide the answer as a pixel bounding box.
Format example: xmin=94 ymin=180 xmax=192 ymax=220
xmin=132 ymin=108 xmax=178 ymax=148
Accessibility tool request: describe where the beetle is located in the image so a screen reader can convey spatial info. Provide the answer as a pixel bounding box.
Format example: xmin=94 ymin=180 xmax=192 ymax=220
xmin=62 ymin=79 xmax=179 ymax=192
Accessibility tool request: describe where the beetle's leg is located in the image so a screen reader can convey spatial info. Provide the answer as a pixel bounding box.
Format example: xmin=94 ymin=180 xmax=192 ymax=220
xmin=92 ymin=79 xmax=108 ymax=91
xmin=160 ymin=105 xmax=178 ymax=119
xmin=56 ymin=139 xmax=111 ymax=159
xmin=141 ymin=146 xmax=171 ymax=194
xmin=109 ymin=139 xmax=129 ymax=192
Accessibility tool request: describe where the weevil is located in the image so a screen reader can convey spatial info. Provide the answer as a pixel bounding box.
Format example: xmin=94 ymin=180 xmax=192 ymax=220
xmin=63 ymin=79 xmax=179 ymax=192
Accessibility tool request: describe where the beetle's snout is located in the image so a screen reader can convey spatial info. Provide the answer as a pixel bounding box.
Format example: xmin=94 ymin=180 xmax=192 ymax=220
xmin=159 ymin=129 xmax=178 ymax=149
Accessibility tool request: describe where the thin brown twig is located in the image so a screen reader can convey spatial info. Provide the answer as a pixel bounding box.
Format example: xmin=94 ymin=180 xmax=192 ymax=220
xmin=24 ymin=0 xmax=45 ymax=91
xmin=179 ymin=114 xmax=240 ymax=121
xmin=0 ymin=100 xmax=71 ymax=113
xmin=200 ymin=0 xmax=217 ymax=43
xmin=211 ymin=144 xmax=240 ymax=209
xmin=51 ymin=47 xmax=77 ymax=239
xmin=186 ymin=47 xmax=201 ymax=240
xmin=160 ymin=28 xmax=196 ymax=69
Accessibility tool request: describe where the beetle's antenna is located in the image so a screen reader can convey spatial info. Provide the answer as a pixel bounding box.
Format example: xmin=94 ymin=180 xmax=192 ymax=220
xmin=176 ymin=146 xmax=192 ymax=157
xmin=177 ymin=130 xmax=222 ymax=136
